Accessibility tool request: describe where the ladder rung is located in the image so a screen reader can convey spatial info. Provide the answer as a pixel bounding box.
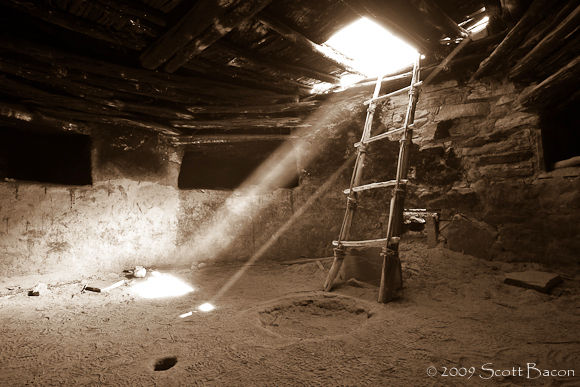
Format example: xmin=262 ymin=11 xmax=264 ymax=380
xmin=343 ymin=179 xmax=407 ymax=194
xmin=332 ymin=238 xmax=388 ymax=248
xmin=364 ymin=81 xmax=423 ymax=105
xmin=355 ymin=124 xmax=414 ymax=147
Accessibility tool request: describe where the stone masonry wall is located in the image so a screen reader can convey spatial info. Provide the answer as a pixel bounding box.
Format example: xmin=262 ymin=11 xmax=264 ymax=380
xmin=372 ymin=78 xmax=580 ymax=264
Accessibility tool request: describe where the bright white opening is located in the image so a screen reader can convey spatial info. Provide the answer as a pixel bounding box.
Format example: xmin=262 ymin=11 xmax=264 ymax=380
xmin=198 ymin=302 xmax=215 ymax=312
xmin=468 ymin=15 xmax=489 ymax=34
xmin=325 ymin=17 xmax=419 ymax=87
xmin=131 ymin=271 xmax=194 ymax=299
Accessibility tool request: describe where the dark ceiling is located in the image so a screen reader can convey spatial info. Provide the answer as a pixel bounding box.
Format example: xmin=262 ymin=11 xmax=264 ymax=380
xmin=0 ymin=0 xmax=498 ymax=140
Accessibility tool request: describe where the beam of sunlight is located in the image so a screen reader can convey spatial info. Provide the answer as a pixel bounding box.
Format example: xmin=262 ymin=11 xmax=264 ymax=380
xmin=173 ymin=91 xmax=369 ymax=317
xmin=206 ymin=155 xmax=355 ymax=305
xmin=325 ymin=17 xmax=419 ymax=87
xmin=173 ymin=93 xmax=360 ymax=268
xmin=132 ymin=271 xmax=194 ymax=299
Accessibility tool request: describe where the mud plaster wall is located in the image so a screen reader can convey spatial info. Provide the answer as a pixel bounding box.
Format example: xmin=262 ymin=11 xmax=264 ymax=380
xmin=0 ymin=129 xmax=182 ymax=278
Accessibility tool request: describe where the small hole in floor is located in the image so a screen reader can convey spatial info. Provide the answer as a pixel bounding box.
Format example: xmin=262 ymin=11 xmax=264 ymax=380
xmin=154 ymin=356 xmax=177 ymax=371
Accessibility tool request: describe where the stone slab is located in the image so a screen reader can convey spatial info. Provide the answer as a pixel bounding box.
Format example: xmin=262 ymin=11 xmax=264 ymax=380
xmin=504 ymin=271 xmax=563 ymax=293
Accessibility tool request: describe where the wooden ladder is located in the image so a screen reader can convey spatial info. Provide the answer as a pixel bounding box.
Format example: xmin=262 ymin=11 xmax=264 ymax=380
xmin=323 ymin=54 xmax=423 ymax=302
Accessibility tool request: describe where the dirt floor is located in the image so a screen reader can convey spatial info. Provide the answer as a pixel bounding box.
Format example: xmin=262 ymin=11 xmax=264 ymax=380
xmin=1 ymin=241 xmax=579 ymax=386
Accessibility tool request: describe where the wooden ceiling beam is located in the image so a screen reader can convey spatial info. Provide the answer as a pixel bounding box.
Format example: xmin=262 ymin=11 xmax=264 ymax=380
xmin=181 ymin=61 xmax=308 ymax=96
xmin=170 ymin=117 xmax=310 ymax=130
xmin=472 ymin=0 xmax=551 ymax=79
xmin=0 ymin=38 xmax=296 ymax=105
xmin=509 ymin=4 xmax=580 ymax=80
xmin=185 ymin=101 xmax=320 ymax=116
xmin=139 ymin=0 xmax=234 ymax=70
xmin=214 ymin=41 xmax=340 ymax=84
xmin=94 ymin=0 xmax=167 ymax=28
xmin=3 ymin=0 xmax=149 ymax=50
xmin=170 ymin=134 xmax=297 ymax=146
xmin=164 ymin=0 xmax=273 ymax=73
xmin=518 ymin=56 xmax=580 ymax=109
xmin=256 ymin=11 xmax=363 ymax=75
xmin=409 ymin=0 xmax=468 ymax=39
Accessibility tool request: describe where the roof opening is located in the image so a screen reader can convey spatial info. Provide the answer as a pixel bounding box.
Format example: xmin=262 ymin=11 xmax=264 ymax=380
xmin=323 ymin=17 xmax=419 ymax=89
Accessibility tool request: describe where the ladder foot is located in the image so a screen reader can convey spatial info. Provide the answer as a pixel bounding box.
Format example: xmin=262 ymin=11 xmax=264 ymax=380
xmin=323 ymin=247 xmax=345 ymax=292
xmin=378 ymin=247 xmax=403 ymax=303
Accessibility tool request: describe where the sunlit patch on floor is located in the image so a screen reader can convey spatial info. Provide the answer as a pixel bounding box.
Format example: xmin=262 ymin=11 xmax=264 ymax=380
xmin=154 ymin=356 xmax=177 ymax=371
xmin=131 ymin=271 xmax=194 ymax=299
xmin=198 ymin=302 xmax=215 ymax=312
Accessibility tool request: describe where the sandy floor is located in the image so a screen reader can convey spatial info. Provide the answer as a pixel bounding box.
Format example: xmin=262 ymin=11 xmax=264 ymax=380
xmin=1 ymin=241 xmax=579 ymax=386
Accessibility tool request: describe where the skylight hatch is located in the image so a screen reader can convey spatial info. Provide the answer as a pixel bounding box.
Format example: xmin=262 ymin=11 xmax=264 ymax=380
xmin=324 ymin=17 xmax=419 ymax=87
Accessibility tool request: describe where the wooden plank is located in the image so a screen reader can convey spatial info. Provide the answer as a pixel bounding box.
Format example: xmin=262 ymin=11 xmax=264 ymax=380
xmin=164 ymin=0 xmax=273 ymax=73
xmin=472 ymin=0 xmax=552 ymax=79
xmin=139 ymin=0 xmax=233 ymax=70
xmin=509 ymin=4 xmax=580 ymax=79
xmin=256 ymin=11 xmax=363 ymax=75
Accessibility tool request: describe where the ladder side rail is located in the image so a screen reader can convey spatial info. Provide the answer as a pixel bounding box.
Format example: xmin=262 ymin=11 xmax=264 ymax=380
xmin=324 ymin=74 xmax=383 ymax=291
xmin=336 ymin=74 xmax=384 ymax=244
xmin=379 ymin=54 xmax=422 ymax=303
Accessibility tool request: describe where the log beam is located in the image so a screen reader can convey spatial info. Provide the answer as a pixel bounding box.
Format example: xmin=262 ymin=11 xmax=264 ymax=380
xmin=3 ymin=0 xmax=148 ymax=50
xmin=139 ymin=0 xmax=233 ymax=70
xmin=256 ymin=11 xmax=363 ymax=75
xmin=214 ymin=41 xmax=340 ymax=84
xmin=170 ymin=117 xmax=310 ymax=130
xmin=164 ymin=0 xmax=273 ymax=73
xmin=409 ymin=0 xmax=468 ymax=39
xmin=185 ymin=101 xmax=319 ymax=116
xmin=0 ymin=38 xmax=296 ymax=106
xmin=472 ymin=0 xmax=552 ymax=79
xmin=518 ymin=56 xmax=580 ymax=109
xmin=509 ymin=4 xmax=580 ymax=80
xmin=170 ymin=134 xmax=296 ymax=145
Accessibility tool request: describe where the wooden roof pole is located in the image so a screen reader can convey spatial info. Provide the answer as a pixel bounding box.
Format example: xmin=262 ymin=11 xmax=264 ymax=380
xmin=509 ymin=4 xmax=580 ymax=79
xmin=472 ymin=0 xmax=552 ymax=79
xmin=164 ymin=0 xmax=273 ymax=73
xmin=409 ymin=0 xmax=469 ymax=39
xmin=140 ymin=0 xmax=233 ymax=70
xmin=256 ymin=12 xmax=364 ymax=76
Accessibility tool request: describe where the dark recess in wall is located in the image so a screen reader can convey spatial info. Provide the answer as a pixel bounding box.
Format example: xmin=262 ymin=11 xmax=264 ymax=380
xmin=94 ymin=130 xmax=165 ymax=181
xmin=0 ymin=127 xmax=92 ymax=185
xmin=540 ymin=105 xmax=580 ymax=170
xmin=178 ymin=141 xmax=299 ymax=190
